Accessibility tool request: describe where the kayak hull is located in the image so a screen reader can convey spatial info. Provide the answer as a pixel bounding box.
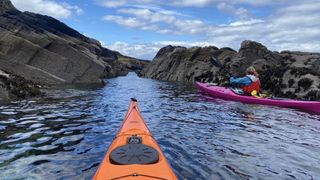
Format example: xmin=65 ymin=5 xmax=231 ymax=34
xmin=93 ymin=100 xmax=177 ymax=180
xmin=196 ymin=82 xmax=320 ymax=113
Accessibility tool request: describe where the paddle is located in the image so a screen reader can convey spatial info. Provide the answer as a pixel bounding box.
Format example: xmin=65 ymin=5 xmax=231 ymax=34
xmin=210 ymin=57 xmax=232 ymax=77
xmin=209 ymin=57 xmax=269 ymax=98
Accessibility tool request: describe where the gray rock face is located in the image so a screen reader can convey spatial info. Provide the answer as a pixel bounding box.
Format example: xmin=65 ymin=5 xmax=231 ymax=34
xmin=277 ymin=51 xmax=320 ymax=100
xmin=0 ymin=1 xmax=147 ymax=86
xmin=0 ymin=8 xmax=107 ymax=85
xmin=229 ymin=41 xmax=283 ymax=76
xmin=141 ymin=40 xmax=320 ymax=100
xmin=140 ymin=45 xmax=236 ymax=82
xmin=0 ymin=0 xmax=16 ymax=14
xmin=117 ymin=54 xmax=149 ymax=75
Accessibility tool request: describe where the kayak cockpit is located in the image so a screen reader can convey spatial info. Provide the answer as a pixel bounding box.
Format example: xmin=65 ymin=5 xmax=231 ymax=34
xmin=109 ymin=135 xmax=160 ymax=165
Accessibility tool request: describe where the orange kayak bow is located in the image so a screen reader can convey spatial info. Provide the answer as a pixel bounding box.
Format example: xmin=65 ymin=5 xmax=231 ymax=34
xmin=93 ymin=98 xmax=177 ymax=180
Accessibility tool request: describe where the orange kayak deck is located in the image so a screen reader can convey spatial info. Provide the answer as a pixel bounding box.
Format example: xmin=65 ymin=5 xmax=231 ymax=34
xmin=93 ymin=99 xmax=177 ymax=180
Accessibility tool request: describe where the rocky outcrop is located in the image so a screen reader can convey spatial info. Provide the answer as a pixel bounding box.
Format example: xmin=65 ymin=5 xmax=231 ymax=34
xmin=140 ymin=45 xmax=236 ymax=82
xmin=117 ymin=54 xmax=149 ymax=74
xmin=229 ymin=41 xmax=283 ymax=76
xmin=0 ymin=0 xmax=146 ymax=87
xmin=277 ymin=51 xmax=320 ymax=100
xmin=0 ymin=70 xmax=41 ymax=101
xmin=140 ymin=40 xmax=320 ymax=100
xmin=0 ymin=0 xmax=16 ymax=14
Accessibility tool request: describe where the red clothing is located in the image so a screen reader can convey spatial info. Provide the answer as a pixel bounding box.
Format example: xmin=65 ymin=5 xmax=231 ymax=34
xmin=241 ymin=75 xmax=260 ymax=94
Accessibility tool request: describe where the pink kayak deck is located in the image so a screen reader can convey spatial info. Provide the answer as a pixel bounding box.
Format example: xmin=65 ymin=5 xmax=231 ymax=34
xmin=196 ymin=82 xmax=320 ymax=113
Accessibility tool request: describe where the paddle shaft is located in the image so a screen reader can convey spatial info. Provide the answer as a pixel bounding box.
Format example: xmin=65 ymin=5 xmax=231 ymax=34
xmin=210 ymin=57 xmax=232 ymax=77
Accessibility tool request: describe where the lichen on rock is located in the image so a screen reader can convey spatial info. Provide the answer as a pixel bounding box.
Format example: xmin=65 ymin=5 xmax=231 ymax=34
xmin=0 ymin=70 xmax=41 ymax=101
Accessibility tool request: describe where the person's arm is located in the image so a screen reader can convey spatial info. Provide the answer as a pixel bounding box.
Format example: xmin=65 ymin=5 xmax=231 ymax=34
xmin=230 ymin=76 xmax=252 ymax=86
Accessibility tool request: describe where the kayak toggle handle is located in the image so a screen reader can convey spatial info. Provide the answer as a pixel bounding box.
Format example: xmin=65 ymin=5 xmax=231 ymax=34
xmin=127 ymin=135 xmax=142 ymax=144
xmin=131 ymin=98 xmax=137 ymax=102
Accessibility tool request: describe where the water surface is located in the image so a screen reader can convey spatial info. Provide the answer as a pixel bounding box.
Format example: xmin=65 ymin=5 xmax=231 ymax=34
xmin=0 ymin=73 xmax=320 ymax=179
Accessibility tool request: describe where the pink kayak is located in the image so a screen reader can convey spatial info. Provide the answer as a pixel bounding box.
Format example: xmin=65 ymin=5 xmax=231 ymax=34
xmin=196 ymin=82 xmax=320 ymax=113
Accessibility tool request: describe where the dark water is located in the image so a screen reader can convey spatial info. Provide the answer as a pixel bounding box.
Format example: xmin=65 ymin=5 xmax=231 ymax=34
xmin=1 ymin=73 xmax=320 ymax=180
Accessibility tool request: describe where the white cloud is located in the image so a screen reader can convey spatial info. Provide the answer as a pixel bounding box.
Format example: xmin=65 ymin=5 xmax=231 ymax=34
xmin=11 ymin=0 xmax=83 ymax=19
xmin=98 ymin=0 xmax=291 ymax=8
xmin=207 ymin=1 xmax=320 ymax=52
xmin=98 ymin=0 xmax=270 ymax=23
xmin=278 ymin=2 xmax=320 ymax=13
xmin=62 ymin=3 xmax=83 ymax=15
xmin=171 ymin=0 xmax=290 ymax=7
xmin=171 ymin=0 xmax=213 ymax=7
xmin=99 ymin=0 xmax=127 ymax=8
xmin=118 ymin=8 xmax=177 ymax=23
xmin=103 ymin=41 xmax=218 ymax=60
xmin=155 ymin=41 xmax=214 ymax=47
xmin=227 ymin=19 xmax=264 ymax=26
xmin=98 ymin=0 xmax=154 ymax=8
xmin=103 ymin=41 xmax=162 ymax=60
xmin=102 ymin=15 xmax=146 ymax=28
xmin=217 ymin=2 xmax=250 ymax=19
xmin=131 ymin=5 xmax=191 ymax=17
xmin=100 ymin=1 xmax=320 ymax=59
xmin=103 ymin=7 xmax=207 ymax=35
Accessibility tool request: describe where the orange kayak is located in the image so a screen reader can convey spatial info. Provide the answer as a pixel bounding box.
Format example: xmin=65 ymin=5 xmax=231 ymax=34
xmin=93 ymin=98 xmax=177 ymax=180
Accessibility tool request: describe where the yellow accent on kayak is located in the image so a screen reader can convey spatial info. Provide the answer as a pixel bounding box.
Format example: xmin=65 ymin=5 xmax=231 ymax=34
xmin=251 ymin=90 xmax=268 ymax=98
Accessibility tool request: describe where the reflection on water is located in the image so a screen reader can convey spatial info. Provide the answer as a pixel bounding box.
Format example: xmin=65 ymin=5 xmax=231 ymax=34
xmin=0 ymin=73 xmax=320 ymax=179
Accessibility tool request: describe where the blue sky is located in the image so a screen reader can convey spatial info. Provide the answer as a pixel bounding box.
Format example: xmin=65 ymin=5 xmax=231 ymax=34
xmin=11 ymin=0 xmax=320 ymax=60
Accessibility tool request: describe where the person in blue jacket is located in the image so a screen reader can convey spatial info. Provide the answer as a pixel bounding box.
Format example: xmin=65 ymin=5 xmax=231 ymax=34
xmin=229 ymin=66 xmax=261 ymax=95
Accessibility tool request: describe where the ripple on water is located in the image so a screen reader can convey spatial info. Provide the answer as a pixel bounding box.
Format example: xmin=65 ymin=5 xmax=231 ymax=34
xmin=0 ymin=73 xmax=320 ymax=179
